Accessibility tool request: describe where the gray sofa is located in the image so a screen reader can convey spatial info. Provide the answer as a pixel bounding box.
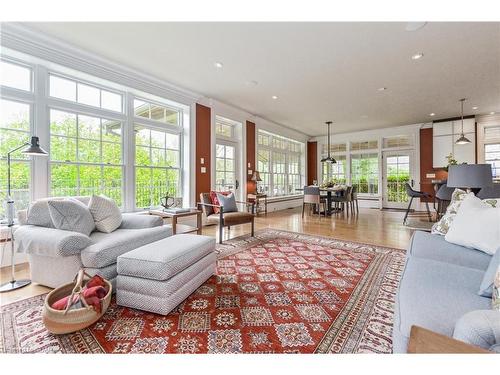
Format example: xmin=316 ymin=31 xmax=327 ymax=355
xmin=393 ymin=230 xmax=500 ymax=352
xmin=15 ymin=200 xmax=172 ymax=289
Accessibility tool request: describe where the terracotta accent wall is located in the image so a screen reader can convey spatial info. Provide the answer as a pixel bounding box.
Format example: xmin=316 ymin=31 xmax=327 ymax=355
xmin=420 ymin=128 xmax=448 ymax=202
xmin=307 ymin=141 xmax=318 ymax=186
xmin=246 ymin=121 xmax=257 ymax=194
xmin=195 ymin=104 xmax=211 ymax=200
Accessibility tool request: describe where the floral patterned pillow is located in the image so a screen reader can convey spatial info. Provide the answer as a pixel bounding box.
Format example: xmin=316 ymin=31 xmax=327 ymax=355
xmin=431 ymin=189 xmax=469 ymax=235
xmin=431 ymin=189 xmax=500 ymax=235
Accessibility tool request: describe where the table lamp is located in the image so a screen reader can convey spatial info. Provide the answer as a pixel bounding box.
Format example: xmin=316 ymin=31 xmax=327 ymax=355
xmin=251 ymin=170 xmax=262 ymax=193
xmin=447 ymin=164 xmax=493 ymax=193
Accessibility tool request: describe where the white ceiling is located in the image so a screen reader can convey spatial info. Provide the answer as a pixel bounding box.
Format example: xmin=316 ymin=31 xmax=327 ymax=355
xmin=25 ymin=22 xmax=500 ymax=136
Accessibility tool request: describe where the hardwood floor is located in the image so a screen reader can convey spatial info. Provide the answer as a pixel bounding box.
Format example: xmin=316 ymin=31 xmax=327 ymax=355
xmin=1 ymin=207 xmax=421 ymax=305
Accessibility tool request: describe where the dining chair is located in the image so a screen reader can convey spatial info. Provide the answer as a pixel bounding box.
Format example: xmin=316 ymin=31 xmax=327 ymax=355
xmin=331 ymin=186 xmax=353 ymax=215
xmin=403 ymin=183 xmax=432 ymax=225
xmin=349 ymin=185 xmax=359 ymax=213
xmin=302 ymin=186 xmax=327 ymax=218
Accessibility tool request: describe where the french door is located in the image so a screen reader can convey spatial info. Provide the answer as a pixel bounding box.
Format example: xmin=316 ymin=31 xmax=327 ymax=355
xmin=215 ymin=141 xmax=239 ymax=195
xmin=382 ymin=151 xmax=414 ymax=209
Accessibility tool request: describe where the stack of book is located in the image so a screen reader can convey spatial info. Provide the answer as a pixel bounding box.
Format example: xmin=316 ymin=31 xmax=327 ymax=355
xmin=163 ymin=207 xmax=190 ymax=214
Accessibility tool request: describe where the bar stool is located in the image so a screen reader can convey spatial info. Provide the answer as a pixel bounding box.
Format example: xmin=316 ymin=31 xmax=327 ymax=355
xmin=403 ymin=183 xmax=432 ymax=225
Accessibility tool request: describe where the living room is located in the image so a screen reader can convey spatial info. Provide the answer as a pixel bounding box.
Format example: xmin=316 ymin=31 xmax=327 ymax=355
xmin=1 ymin=1 xmax=499 ymax=373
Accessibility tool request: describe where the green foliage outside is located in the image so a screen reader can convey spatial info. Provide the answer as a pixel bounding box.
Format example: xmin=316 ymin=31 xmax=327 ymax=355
xmin=1 ymin=107 xmax=181 ymax=218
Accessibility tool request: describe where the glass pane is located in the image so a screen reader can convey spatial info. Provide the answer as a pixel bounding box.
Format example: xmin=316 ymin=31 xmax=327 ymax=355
xmin=135 ymin=167 xmax=152 ymax=207
xmin=77 ymin=83 xmax=100 ymax=107
xmin=165 ymin=108 xmax=179 ymax=126
xmin=166 ymin=169 xmax=179 ymax=196
xmin=166 ymin=150 xmax=179 ymax=167
xmin=103 ymin=166 xmax=122 ymax=206
xmin=79 ymin=165 xmax=102 ymax=196
xmin=135 ymin=126 xmax=150 ymax=146
xmin=101 ymin=90 xmax=122 ymax=112
xmin=150 ymin=130 xmax=166 ymax=148
xmin=216 ymin=144 xmax=225 ymax=157
xmin=102 ymin=142 xmax=121 ymax=164
xmin=0 ymin=99 xmax=30 ymax=131
xmin=50 ymin=75 xmax=76 ymax=101
xmin=152 ymin=168 xmax=167 ymax=204
xmin=225 ymin=159 xmax=234 ymax=172
xmin=50 ymin=164 xmax=78 ymax=197
xmin=150 ymin=104 xmax=166 ymax=122
xmin=0 ymin=129 xmax=30 ymax=159
xmin=78 ymin=139 xmax=101 ymax=163
xmin=135 ymin=145 xmax=151 ymax=166
xmin=50 ymin=110 xmax=76 ymax=137
xmin=134 ymin=100 xmax=150 ymax=118
xmin=78 ymin=115 xmax=101 ymax=140
xmin=166 ymin=133 xmax=179 ymax=150
xmin=225 ymin=146 xmax=234 ymax=159
xmin=0 ymin=160 xmax=30 ymax=218
xmin=102 ymin=120 xmax=121 ymax=142
xmin=0 ymin=60 xmax=31 ymax=91
xmin=50 ymin=136 xmax=77 ymax=162
xmin=151 ymin=148 xmax=166 ymax=167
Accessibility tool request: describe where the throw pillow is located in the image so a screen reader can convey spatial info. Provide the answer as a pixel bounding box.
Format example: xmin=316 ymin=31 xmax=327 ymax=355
xmin=88 ymin=195 xmax=122 ymax=233
xmin=431 ymin=189 xmax=469 ymax=235
xmin=26 ymin=198 xmax=63 ymax=228
xmin=216 ymin=192 xmax=238 ymax=213
xmin=210 ymin=191 xmax=231 ymax=213
xmin=445 ymin=194 xmax=500 ymax=255
xmin=493 ymin=269 xmax=500 ymax=311
xmin=478 ymin=249 xmax=500 ymax=297
xmin=47 ymin=198 xmax=95 ymax=236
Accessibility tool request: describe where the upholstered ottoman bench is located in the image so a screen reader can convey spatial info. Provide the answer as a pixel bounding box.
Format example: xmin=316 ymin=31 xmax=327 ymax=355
xmin=116 ymin=234 xmax=216 ymax=315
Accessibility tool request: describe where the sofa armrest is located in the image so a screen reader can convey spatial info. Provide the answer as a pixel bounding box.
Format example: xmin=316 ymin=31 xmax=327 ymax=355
xmin=453 ymin=310 xmax=500 ymax=351
xmin=120 ymin=213 xmax=163 ymax=229
xmin=14 ymin=225 xmax=92 ymax=257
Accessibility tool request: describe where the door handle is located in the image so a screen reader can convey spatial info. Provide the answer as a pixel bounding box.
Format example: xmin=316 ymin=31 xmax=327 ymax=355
xmin=235 ymin=180 xmax=239 ymax=190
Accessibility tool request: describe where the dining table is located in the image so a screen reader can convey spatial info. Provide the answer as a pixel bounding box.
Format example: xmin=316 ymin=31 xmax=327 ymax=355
xmin=296 ymin=185 xmax=347 ymax=215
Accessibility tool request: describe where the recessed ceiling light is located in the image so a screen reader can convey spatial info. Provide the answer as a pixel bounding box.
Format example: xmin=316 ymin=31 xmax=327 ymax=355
xmin=411 ymin=53 xmax=424 ymax=60
xmin=214 ymin=62 xmax=223 ymax=69
xmin=246 ymin=80 xmax=258 ymax=86
xmin=490 ymin=112 xmax=496 ymax=115
xmin=377 ymin=87 xmax=387 ymax=92
xmin=472 ymin=106 xmax=478 ymax=110
xmin=272 ymin=95 xmax=278 ymax=100
xmin=429 ymin=113 xmax=435 ymax=117
xmin=405 ymin=22 xmax=427 ymax=32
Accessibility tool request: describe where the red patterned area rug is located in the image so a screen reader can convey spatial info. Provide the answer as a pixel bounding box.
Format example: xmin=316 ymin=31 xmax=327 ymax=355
xmin=0 ymin=229 xmax=406 ymax=354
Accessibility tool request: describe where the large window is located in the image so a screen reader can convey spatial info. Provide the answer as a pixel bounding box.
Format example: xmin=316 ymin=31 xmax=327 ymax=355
xmin=351 ymin=153 xmax=379 ymax=195
xmin=257 ymin=130 xmax=304 ymax=197
xmin=485 ymin=143 xmax=500 ymax=181
xmin=0 ymin=99 xmax=31 ymax=218
xmin=135 ymin=125 xmax=180 ymax=208
xmin=49 ymin=109 xmax=123 ymax=205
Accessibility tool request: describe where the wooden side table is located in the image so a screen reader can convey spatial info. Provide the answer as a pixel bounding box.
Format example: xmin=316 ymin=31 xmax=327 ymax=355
xmin=248 ymin=193 xmax=267 ymax=215
xmin=149 ymin=209 xmax=203 ymax=235
xmin=407 ymin=325 xmax=490 ymax=354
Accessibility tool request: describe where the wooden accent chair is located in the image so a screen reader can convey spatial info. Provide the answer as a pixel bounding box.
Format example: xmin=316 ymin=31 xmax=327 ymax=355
xmin=197 ymin=193 xmax=256 ymax=244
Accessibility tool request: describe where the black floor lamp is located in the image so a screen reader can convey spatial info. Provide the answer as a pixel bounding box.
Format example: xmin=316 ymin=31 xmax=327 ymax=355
xmin=1 ymin=136 xmax=48 ymax=293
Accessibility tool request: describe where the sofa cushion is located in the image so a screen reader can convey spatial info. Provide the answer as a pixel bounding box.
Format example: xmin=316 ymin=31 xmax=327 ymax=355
xmin=117 ymin=234 xmax=215 ymax=281
xmin=26 ymin=198 xmax=62 ymax=228
xmin=431 ymin=189 xmax=469 ymax=235
xmin=395 ymin=257 xmax=491 ymax=344
xmin=80 ymin=226 xmax=172 ymax=268
xmin=408 ymin=231 xmax=491 ymax=271
xmin=14 ymin=225 xmax=92 ymax=257
xmin=48 ymin=198 xmax=95 ymax=236
xmin=119 ymin=213 xmax=163 ymax=229
xmin=453 ymin=310 xmax=500 ymax=350
xmin=89 ymin=195 xmax=122 ymax=233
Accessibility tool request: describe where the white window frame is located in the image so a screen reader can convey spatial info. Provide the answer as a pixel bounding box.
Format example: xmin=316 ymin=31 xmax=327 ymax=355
xmin=257 ymin=130 xmax=304 ymax=197
xmin=1 ymin=48 xmax=190 ymax=212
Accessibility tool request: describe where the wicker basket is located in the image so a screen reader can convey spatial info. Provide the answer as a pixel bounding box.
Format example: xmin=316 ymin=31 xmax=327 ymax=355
xmin=43 ymin=269 xmax=112 ymax=334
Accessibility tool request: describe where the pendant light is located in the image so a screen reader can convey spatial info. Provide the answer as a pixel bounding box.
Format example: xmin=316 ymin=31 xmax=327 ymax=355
xmin=320 ymin=121 xmax=337 ymax=164
xmin=455 ymin=98 xmax=471 ymax=145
